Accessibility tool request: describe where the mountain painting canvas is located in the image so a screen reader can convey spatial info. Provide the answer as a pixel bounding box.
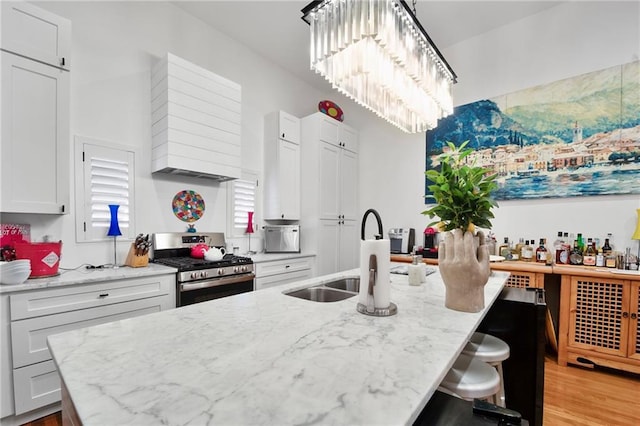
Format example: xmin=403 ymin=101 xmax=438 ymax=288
xmin=426 ymin=60 xmax=640 ymax=201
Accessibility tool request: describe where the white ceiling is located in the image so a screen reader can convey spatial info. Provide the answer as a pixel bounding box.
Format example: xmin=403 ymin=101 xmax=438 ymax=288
xmin=172 ymin=0 xmax=563 ymax=91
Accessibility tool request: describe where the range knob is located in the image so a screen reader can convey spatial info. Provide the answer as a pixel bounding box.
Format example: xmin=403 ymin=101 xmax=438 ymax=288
xmin=241 ymin=266 xmax=248 ymax=272
xmin=217 ymin=268 xmax=224 ymax=276
xmin=200 ymin=271 xmax=208 ymax=278
xmin=233 ymin=267 xmax=239 ymax=273
xmin=190 ymin=272 xmax=198 ymax=279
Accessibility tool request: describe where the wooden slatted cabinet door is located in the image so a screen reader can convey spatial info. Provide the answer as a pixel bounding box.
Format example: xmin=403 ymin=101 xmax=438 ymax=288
xmin=568 ymin=276 xmax=629 ymax=357
xmin=628 ymin=282 xmax=640 ymax=361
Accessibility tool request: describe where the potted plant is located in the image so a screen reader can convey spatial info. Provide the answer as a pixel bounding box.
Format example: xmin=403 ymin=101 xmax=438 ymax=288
xmin=422 ymin=141 xmax=499 ymax=312
xmin=422 ymin=141 xmax=498 ymax=232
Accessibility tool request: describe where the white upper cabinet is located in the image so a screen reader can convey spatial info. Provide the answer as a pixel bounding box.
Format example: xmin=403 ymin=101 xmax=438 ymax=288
xmin=1 ymin=1 xmax=71 ymax=70
xmin=266 ymin=110 xmax=300 ymax=144
xmin=0 ymin=2 xmax=70 ymax=215
xmin=264 ymin=111 xmax=301 ymax=220
xmin=316 ymin=113 xmax=358 ymax=153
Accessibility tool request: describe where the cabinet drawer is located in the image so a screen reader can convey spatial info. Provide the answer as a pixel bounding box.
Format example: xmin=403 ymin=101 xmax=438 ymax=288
xmin=11 ymin=296 xmax=169 ymax=368
xmin=255 ymin=269 xmax=312 ymax=291
xmin=10 ymin=275 xmax=173 ymax=320
xmin=255 ymin=257 xmax=313 ymax=278
xmin=13 ymin=360 xmax=59 ymax=415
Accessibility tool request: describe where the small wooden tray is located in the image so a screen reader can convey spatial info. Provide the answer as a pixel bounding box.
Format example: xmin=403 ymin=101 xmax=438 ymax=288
xmin=124 ymin=243 xmax=149 ymax=268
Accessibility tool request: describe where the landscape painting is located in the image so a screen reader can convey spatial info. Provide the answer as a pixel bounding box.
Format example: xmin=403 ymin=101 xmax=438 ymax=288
xmin=426 ymin=60 xmax=640 ymax=201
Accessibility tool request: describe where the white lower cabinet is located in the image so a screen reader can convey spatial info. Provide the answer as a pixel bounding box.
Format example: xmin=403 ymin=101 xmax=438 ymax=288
xmin=255 ymin=257 xmax=315 ymax=290
xmin=316 ymin=219 xmax=359 ymax=276
xmin=4 ymin=274 xmax=175 ymax=418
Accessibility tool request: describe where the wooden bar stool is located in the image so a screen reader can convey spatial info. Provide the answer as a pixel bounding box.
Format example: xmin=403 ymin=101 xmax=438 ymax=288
xmin=462 ymin=332 xmax=510 ymax=407
xmin=438 ymin=353 xmax=501 ymax=404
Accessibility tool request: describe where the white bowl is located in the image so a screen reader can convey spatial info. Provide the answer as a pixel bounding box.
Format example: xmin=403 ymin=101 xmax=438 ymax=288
xmin=1 ymin=267 xmax=31 ymax=285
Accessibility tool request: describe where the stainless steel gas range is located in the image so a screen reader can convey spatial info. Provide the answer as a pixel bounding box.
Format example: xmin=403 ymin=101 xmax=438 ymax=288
xmin=151 ymin=232 xmax=254 ymax=307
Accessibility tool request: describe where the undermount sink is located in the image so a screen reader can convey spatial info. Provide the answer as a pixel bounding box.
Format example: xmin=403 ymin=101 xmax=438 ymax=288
xmin=284 ymin=277 xmax=360 ymax=302
xmin=323 ymin=277 xmax=360 ymax=292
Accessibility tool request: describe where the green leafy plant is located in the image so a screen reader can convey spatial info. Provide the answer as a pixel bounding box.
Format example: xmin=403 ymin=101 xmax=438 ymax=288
xmin=422 ymin=141 xmax=498 ymax=232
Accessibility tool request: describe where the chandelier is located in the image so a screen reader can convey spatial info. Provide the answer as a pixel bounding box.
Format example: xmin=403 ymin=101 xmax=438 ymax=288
xmin=301 ymin=0 xmax=457 ymax=133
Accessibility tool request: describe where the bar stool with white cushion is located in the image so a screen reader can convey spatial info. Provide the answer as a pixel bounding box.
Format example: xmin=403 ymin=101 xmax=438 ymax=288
xmin=438 ymin=353 xmax=501 ymax=403
xmin=462 ymin=332 xmax=510 ymax=407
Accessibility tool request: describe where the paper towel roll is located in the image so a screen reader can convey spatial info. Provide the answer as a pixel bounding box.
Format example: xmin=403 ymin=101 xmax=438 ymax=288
xmin=358 ymin=239 xmax=391 ymax=309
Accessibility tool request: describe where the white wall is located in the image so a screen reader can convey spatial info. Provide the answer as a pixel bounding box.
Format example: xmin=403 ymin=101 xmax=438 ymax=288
xmin=1 ymin=0 xmax=328 ymax=267
xmin=3 ymin=1 xmax=639 ymax=268
xmin=358 ymin=1 xmax=640 ymax=252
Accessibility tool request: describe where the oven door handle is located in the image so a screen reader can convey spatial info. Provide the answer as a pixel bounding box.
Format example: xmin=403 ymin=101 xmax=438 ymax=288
xmin=180 ymin=273 xmax=255 ymax=292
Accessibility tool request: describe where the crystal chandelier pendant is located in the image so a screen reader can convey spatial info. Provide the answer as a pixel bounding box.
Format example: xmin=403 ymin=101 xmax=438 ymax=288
xmin=302 ymin=0 xmax=457 ymax=133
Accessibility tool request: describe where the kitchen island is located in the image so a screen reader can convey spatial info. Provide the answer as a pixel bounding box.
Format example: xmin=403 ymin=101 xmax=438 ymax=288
xmin=47 ymin=265 xmax=509 ymax=425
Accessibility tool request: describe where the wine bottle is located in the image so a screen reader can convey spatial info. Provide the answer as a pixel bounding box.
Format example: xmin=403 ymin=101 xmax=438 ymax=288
xmin=602 ymin=238 xmax=612 ymax=255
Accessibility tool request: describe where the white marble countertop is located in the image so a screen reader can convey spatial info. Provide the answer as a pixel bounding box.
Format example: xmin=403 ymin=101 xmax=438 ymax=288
xmin=48 ymin=265 xmax=508 ymax=426
xmin=249 ymin=252 xmax=316 ymax=263
xmin=0 ymin=263 xmax=177 ymax=294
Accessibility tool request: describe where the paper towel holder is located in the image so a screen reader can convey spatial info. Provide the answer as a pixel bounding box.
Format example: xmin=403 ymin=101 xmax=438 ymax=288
xmin=357 ymin=208 xmax=398 ymax=317
xmin=361 ymin=208 xmax=383 ymax=240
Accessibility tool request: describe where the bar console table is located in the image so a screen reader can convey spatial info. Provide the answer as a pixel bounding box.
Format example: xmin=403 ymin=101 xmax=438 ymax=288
xmin=391 ymin=255 xmax=640 ymax=375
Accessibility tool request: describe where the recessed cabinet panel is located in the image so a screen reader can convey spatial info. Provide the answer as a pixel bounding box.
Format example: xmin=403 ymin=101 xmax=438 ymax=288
xmin=11 ymin=298 xmax=165 ymax=368
xmin=318 ymin=142 xmax=340 ymax=220
xmin=317 ymin=220 xmax=340 ymax=276
xmin=13 ymin=360 xmax=59 ymax=415
xmin=1 ymin=1 xmax=71 ymax=70
xmin=1 ymin=52 xmax=69 ymax=214
xmin=338 ymin=220 xmax=359 ymax=272
xmin=339 ymin=124 xmax=358 ymax=153
xmin=264 ymin=111 xmax=301 ymax=220
xmin=340 ymin=149 xmax=358 ymax=221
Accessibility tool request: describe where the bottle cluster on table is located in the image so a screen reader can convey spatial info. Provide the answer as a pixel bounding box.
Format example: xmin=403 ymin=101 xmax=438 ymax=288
xmin=489 ymin=231 xmax=634 ymax=269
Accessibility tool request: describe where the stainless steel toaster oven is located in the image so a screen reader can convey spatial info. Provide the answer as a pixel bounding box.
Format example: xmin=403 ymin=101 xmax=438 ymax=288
xmin=264 ymin=225 xmax=300 ymax=253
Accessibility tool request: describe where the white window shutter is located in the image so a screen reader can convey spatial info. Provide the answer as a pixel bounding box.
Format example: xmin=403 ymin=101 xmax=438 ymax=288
xmin=227 ymin=171 xmax=258 ymax=238
xmin=76 ymin=138 xmax=135 ymax=242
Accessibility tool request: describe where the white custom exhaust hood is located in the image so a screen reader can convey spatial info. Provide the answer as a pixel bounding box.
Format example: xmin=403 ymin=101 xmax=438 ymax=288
xmin=151 ymin=53 xmax=241 ymax=182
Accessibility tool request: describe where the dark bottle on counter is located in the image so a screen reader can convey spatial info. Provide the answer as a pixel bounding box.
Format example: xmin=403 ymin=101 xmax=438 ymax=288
xmin=602 ymin=238 xmax=612 ymax=255
xmin=583 ymin=238 xmax=597 ymax=266
xmin=569 ymin=240 xmax=583 ymax=265
xmin=535 ymin=238 xmax=548 ymax=263
xmin=576 ymin=233 xmax=585 ymax=252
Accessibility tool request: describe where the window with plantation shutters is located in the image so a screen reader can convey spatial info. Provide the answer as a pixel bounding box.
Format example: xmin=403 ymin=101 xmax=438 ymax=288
xmin=228 ymin=171 xmax=258 ymax=238
xmin=75 ymin=137 xmax=136 ymax=242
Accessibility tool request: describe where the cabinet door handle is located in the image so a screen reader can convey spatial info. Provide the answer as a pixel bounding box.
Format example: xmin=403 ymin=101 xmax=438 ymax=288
xmin=60 ymin=57 xmax=65 ymax=66
xmin=282 ymin=132 xmax=285 ymax=138
xmin=281 ymin=214 xmax=284 ymax=219
xmin=98 ymin=293 xmax=109 ymax=298
xmin=632 ymin=313 xmax=637 ymax=320
xmin=285 ymin=265 xmax=290 ymax=269
xmin=622 ymin=312 xmax=629 ymax=318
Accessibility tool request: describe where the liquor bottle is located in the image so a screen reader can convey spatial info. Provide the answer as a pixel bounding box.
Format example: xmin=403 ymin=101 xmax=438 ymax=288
xmin=512 ymin=238 xmax=523 ymax=261
xmin=583 ymin=239 xmax=596 ymax=266
xmin=521 ymin=240 xmax=534 ymax=262
xmin=499 ymin=237 xmax=512 ymax=260
xmin=596 ymin=248 xmax=605 ymax=267
xmin=553 ymin=232 xmax=565 ymax=265
xmin=576 ymin=233 xmax=585 ymax=252
xmin=602 ymin=238 xmax=612 ymax=255
xmin=535 ymin=238 xmax=548 ymax=263
xmin=569 ymin=240 xmax=583 ymax=265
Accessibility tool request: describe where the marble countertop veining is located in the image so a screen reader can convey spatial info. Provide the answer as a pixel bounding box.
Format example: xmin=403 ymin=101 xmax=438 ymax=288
xmin=47 ymin=265 xmax=509 ymax=426
xmin=0 ymin=263 xmax=177 ymax=294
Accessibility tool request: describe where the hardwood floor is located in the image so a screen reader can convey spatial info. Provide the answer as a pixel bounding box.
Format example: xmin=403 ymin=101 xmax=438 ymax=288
xmin=23 ymin=355 xmax=640 ymax=426
xmin=543 ymin=355 xmax=640 ymax=426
